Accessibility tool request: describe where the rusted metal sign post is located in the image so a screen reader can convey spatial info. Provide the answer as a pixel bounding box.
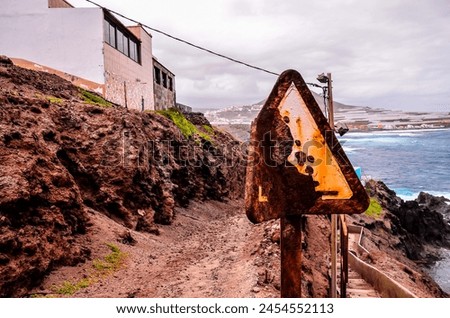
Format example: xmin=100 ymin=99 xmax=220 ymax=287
xmin=245 ymin=70 xmax=369 ymax=297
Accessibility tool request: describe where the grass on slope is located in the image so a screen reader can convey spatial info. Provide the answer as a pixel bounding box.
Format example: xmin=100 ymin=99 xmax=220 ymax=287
xmin=156 ymin=108 xmax=212 ymax=141
xmin=80 ymin=88 xmax=113 ymax=108
xmin=54 ymin=243 xmax=125 ymax=296
xmin=365 ymin=197 xmax=383 ymax=218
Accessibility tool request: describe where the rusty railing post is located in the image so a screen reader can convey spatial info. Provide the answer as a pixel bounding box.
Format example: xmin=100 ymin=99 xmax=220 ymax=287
xmin=339 ymin=214 xmax=348 ymax=297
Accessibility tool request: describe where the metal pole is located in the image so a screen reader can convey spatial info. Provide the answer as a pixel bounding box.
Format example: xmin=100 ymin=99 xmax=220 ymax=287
xmin=281 ymin=216 xmax=303 ymax=297
xmin=327 ymin=73 xmax=334 ymax=129
xmin=124 ymin=81 xmax=128 ymax=109
xmin=328 ymin=73 xmax=337 ymax=298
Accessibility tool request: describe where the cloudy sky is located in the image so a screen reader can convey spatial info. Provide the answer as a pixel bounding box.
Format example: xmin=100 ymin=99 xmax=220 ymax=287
xmin=70 ymin=0 xmax=450 ymax=112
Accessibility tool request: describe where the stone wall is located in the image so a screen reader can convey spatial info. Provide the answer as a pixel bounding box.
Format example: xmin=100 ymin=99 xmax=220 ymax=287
xmin=153 ymin=59 xmax=176 ymax=110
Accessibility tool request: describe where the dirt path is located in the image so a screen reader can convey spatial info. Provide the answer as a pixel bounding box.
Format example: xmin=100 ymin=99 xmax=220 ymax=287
xmin=33 ymin=200 xmax=279 ymax=298
xmin=30 ymin=199 xmax=444 ymax=298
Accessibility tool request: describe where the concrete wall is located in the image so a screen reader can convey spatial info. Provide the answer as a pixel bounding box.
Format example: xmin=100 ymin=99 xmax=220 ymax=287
xmin=153 ymin=59 xmax=176 ymax=110
xmin=0 ymin=0 xmax=105 ymax=84
xmin=1 ymin=0 xmax=47 ymax=14
xmin=103 ymin=26 xmax=154 ymax=111
xmin=348 ymin=252 xmax=416 ymax=298
xmin=11 ymin=57 xmax=104 ymax=95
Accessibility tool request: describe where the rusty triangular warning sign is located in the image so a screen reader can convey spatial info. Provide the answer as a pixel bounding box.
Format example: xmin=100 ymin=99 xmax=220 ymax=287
xmin=245 ymin=70 xmax=369 ymax=223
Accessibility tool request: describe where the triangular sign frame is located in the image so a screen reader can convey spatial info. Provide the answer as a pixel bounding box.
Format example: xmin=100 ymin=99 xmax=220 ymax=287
xmin=245 ymin=69 xmax=369 ymax=224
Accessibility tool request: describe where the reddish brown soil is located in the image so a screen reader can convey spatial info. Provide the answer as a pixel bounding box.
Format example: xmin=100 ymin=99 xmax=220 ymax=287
xmin=29 ymin=201 xmax=443 ymax=298
xmin=0 ymin=60 xmax=244 ymax=297
xmin=30 ymin=200 xmax=332 ymax=298
xmin=31 ymin=200 xmax=275 ymax=298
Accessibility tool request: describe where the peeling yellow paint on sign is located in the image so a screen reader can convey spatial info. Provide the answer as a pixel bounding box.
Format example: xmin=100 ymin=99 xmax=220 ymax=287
xmin=258 ymin=185 xmax=268 ymax=202
xmin=279 ymin=84 xmax=353 ymax=200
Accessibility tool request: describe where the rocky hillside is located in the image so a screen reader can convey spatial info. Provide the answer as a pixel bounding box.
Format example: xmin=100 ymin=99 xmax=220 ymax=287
xmin=348 ymin=180 xmax=450 ymax=297
xmin=364 ymin=180 xmax=450 ymax=261
xmin=0 ymin=57 xmax=245 ymax=297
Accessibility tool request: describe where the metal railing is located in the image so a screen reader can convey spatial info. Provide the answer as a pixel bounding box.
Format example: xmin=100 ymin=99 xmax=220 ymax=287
xmin=338 ymin=214 xmax=348 ymax=297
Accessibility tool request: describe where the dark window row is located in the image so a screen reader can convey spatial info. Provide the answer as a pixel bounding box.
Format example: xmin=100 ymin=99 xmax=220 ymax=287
xmin=154 ymin=66 xmax=173 ymax=91
xmin=104 ymin=19 xmax=140 ymax=63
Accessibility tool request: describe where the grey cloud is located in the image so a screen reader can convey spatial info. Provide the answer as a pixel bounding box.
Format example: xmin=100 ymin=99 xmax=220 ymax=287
xmin=71 ymin=0 xmax=450 ymax=111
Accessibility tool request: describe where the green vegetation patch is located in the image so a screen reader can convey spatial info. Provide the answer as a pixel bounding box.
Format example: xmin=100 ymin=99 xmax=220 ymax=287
xmin=157 ymin=108 xmax=196 ymax=138
xmin=79 ymin=88 xmax=113 ymax=107
xmin=365 ymin=197 xmax=383 ymax=218
xmin=202 ymin=125 xmax=215 ymax=135
xmin=47 ymin=96 xmax=64 ymax=104
xmin=55 ymin=278 xmax=91 ymax=295
xmin=93 ymin=243 xmax=125 ymax=272
xmin=157 ymin=108 xmax=212 ymax=141
xmin=198 ymin=131 xmax=212 ymax=142
xmin=53 ymin=243 xmax=125 ymax=296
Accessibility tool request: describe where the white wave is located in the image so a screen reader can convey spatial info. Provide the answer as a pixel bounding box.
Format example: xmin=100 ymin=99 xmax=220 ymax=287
xmin=346 ymin=137 xmax=402 ymax=144
xmin=395 ymin=189 xmax=450 ymax=201
xmin=394 ymin=132 xmax=421 ymax=137
xmin=342 ymin=146 xmax=365 ymax=153
xmin=347 ymin=128 xmax=449 ymax=138
xmin=396 ymin=193 xmax=419 ymax=201
xmin=380 ymin=128 xmax=449 ymax=134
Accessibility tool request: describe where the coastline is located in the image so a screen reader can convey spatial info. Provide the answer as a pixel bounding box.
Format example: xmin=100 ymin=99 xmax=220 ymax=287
xmin=345 ymin=126 xmax=450 ymax=133
xmin=361 ymin=180 xmax=450 ymax=297
xmin=346 ymin=126 xmax=450 ymax=133
xmin=426 ymin=249 xmax=450 ymax=294
xmin=395 ymin=190 xmax=450 ymax=202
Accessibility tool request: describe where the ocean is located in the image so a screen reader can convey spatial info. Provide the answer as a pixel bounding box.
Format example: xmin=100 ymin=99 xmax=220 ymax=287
xmin=341 ymin=128 xmax=450 ymax=293
xmin=341 ymin=128 xmax=450 ymax=201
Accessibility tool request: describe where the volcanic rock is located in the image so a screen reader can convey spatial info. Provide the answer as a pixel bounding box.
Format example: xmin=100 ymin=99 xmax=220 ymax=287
xmin=0 ymin=60 xmax=245 ymax=296
xmin=365 ymin=180 xmax=450 ymax=260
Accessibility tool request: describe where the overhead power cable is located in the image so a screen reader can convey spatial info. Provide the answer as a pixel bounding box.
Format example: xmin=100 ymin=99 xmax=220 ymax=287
xmin=86 ymin=0 xmax=280 ymax=76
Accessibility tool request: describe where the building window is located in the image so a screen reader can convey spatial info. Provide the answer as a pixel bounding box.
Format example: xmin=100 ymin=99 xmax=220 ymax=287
xmin=129 ymin=41 xmax=138 ymax=62
xmin=162 ymin=72 xmax=167 ymax=88
xmin=104 ymin=18 xmax=140 ymax=63
xmin=168 ymin=77 xmax=173 ymax=91
xmin=108 ymin=24 xmax=116 ymax=48
xmin=154 ymin=67 xmax=161 ymax=85
xmin=103 ymin=19 xmax=109 ymax=43
xmin=117 ymin=29 xmax=124 ymax=53
xmin=123 ymin=37 xmax=129 ymax=57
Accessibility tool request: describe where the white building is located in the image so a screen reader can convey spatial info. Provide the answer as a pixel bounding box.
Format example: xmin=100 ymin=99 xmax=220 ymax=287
xmin=0 ymin=0 xmax=176 ymax=111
